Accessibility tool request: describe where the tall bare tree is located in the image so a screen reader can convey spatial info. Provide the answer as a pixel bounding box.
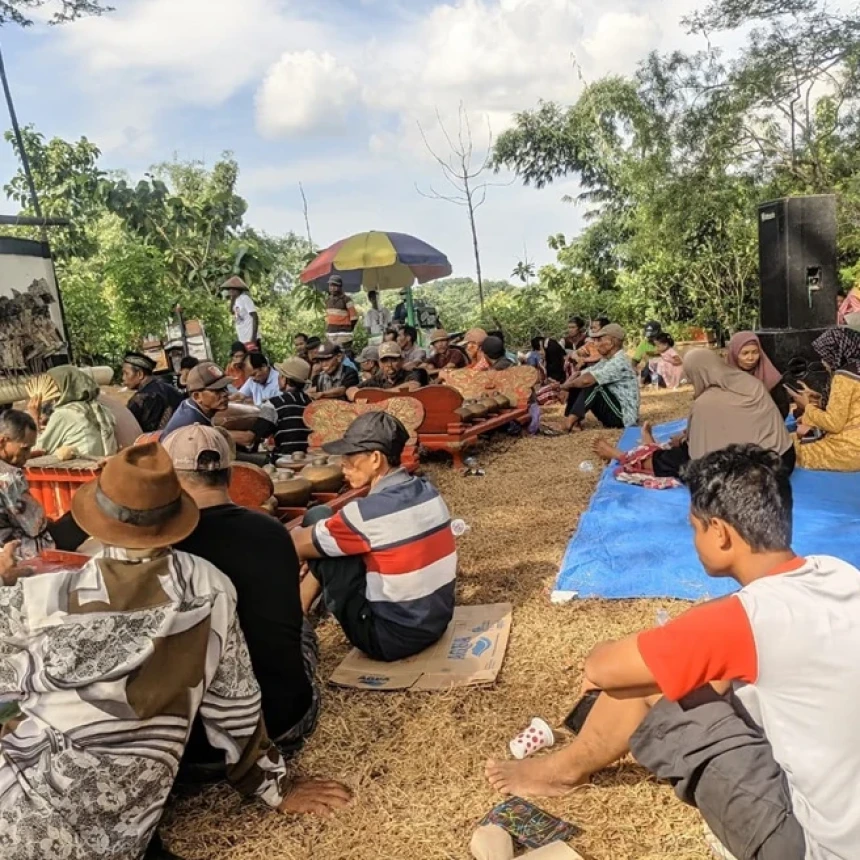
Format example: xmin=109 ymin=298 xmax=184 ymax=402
xmin=416 ymin=104 xmax=509 ymax=313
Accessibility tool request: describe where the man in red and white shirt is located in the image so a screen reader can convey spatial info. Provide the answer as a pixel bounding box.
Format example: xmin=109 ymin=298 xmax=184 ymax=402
xmin=487 ymin=444 xmax=860 ymax=860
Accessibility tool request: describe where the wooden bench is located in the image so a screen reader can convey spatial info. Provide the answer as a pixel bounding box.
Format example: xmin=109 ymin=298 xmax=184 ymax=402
xmin=356 ymin=366 xmax=539 ymax=466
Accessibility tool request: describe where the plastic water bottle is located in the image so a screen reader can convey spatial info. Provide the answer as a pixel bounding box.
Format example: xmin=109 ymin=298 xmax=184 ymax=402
xmin=451 ymin=519 xmax=471 ymax=538
xmin=578 ymin=461 xmax=595 ymax=473
xmin=651 ymin=373 xmax=660 ymax=391
xmin=656 ymin=608 xmax=671 ymax=627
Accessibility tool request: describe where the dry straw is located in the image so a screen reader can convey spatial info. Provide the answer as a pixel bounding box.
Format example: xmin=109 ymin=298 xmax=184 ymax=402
xmin=164 ymin=390 xmax=712 ymax=859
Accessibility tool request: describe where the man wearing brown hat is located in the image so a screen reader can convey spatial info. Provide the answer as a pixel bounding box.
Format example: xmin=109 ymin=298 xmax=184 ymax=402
xmin=426 ymin=329 xmax=467 ymax=374
xmin=271 ymin=358 xmax=313 ymax=455
xmin=222 ymin=276 xmax=259 ymax=351
xmin=458 ymin=328 xmax=490 ymax=369
xmin=0 ymin=442 xmax=351 ymax=860
xmin=561 ymin=322 xmax=640 ymax=431
xmin=122 ymin=351 xmax=183 ymax=433
xmin=161 ymin=361 xmax=231 ymax=436
xmin=357 ymin=342 xmax=427 ymax=391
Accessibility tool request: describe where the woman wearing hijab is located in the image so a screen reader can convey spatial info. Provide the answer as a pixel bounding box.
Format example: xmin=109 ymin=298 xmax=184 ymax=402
xmin=727 ymin=331 xmax=789 ymax=417
xmin=786 ymin=328 xmax=860 ymax=471
xmin=31 ymin=366 xmax=118 ymax=458
xmin=594 ymin=349 xmax=794 ymax=484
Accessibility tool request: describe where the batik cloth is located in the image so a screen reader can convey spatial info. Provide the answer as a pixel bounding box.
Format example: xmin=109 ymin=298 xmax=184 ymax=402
xmin=0 ymin=547 xmax=290 ymax=860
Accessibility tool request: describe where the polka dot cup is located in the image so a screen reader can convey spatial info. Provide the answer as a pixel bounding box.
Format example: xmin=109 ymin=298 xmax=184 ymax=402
xmin=509 ymin=717 xmax=555 ymax=760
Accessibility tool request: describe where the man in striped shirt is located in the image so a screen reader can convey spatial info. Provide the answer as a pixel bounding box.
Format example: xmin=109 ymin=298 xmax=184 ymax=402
xmin=271 ymin=358 xmax=312 ymax=455
xmin=293 ymin=412 xmax=457 ymax=661
xmin=325 ymin=275 xmax=357 ymax=346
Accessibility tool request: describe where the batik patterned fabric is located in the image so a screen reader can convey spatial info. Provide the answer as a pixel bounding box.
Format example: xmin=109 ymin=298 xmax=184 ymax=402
xmin=0 ymin=460 xmax=53 ymax=560
xmin=0 ymin=548 xmax=289 ymax=860
xmin=613 ymin=444 xmax=682 ymax=490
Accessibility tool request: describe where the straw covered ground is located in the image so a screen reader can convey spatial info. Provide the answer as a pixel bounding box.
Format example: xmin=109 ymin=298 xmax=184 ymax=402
xmin=163 ymin=388 xmax=710 ymax=860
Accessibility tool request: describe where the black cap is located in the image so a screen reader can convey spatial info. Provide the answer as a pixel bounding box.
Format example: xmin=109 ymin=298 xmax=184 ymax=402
xmin=481 ymin=335 xmax=505 ymax=360
xmin=123 ymin=351 xmax=156 ymax=374
xmin=328 ymin=274 xmax=343 ymax=287
xmin=644 ymin=320 xmax=662 ymax=338
xmin=323 ymin=412 xmax=409 ymax=459
xmin=316 ymin=341 xmax=342 ymax=359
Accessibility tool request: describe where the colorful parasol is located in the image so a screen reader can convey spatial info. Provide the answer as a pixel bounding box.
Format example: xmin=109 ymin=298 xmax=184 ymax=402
xmin=300 ymin=230 xmax=452 ymax=293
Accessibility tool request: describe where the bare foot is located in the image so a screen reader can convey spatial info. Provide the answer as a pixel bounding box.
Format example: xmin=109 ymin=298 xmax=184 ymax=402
xmin=592 ymin=438 xmax=618 ymax=461
xmin=485 ymin=756 xmax=585 ymax=798
xmin=277 ymin=777 xmax=353 ymax=817
xmin=640 ymin=421 xmax=655 ymax=446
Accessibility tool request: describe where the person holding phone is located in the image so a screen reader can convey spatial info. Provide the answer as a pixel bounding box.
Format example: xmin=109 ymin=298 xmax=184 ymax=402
xmin=785 ymin=327 xmax=860 ymax=471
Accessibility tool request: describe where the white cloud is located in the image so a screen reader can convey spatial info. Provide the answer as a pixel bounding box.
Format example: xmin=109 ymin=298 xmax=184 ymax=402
xmin=256 ymin=51 xmax=360 ymax=137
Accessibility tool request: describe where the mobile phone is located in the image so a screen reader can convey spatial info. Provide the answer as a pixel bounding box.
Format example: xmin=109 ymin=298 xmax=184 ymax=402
xmin=562 ymin=690 xmax=600 ymax=735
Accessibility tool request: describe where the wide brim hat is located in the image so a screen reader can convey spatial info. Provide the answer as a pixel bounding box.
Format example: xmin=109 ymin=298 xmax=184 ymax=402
xmin=274 ymin=357 xmax=311 ymax=384
xmin=72 ymin=442 xmax=199 ymax=549
xmin=220 ymin=275 xmax=249 ymax=293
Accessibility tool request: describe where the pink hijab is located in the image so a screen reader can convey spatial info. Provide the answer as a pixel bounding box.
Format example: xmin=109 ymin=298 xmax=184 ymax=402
xmin=727 ymin=331 xmax=782 ymax=391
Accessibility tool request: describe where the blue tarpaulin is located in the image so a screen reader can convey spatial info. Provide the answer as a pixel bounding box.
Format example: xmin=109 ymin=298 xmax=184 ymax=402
xmin=553 ymin=420 xmax=860 ymax=601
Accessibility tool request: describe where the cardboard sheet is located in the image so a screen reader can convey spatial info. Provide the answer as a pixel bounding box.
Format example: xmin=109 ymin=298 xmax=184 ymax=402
xmin=329 ymin=603 xmax=512 ymax=691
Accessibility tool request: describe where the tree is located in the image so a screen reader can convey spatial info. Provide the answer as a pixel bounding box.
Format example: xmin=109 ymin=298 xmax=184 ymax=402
xmin=416 ymin=104 xmax=510 ymax=313
xmin=511 ymin=260 xmax=535 ymax=284
xmin=493 ymin=0 xmax=860 ymax=334
xmin=0 ymin=0 xmax=111 ymax=27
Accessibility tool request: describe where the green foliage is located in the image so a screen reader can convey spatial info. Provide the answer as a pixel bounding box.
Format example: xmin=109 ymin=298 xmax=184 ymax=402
xmin=0 ymin=0 xmax=110 ymax=27
xmin=495 ymin=0 xmax=860 ymax=334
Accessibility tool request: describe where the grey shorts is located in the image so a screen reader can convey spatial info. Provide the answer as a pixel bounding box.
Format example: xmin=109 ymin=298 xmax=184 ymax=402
xmin=629 ymin=687 xmax=806 ymax=860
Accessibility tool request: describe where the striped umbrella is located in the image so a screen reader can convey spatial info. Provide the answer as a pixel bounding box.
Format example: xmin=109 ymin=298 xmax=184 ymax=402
xmin=299 ymin=230 xmax=452 ymax=293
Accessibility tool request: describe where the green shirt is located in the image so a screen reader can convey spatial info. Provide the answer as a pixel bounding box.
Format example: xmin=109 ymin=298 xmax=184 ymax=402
xmin=38 ymin=402 xmax=117 ymax=457
xmin=633 ymin=339 xmax=658 ymax=362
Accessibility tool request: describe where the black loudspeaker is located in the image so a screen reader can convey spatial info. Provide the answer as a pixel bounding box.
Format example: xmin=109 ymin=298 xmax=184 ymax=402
xmin=758 ymin=195 xmax=838 ymax=330
xmin=755 ymin=327 xmax=829 ymax=392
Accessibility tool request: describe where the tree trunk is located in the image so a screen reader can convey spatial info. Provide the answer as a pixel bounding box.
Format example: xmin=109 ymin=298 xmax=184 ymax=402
xmin=464 ymin=180 xmax=484 ymax=314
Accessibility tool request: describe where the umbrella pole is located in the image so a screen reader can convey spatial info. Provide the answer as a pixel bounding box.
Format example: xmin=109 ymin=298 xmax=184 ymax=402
xmin=405 ymin=286 xmax=416 ymax=328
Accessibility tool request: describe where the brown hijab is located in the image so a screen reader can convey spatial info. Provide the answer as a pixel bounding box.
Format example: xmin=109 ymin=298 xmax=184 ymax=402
xmin=684 ymin=349 xmax=791 ymax=459
xmin=727 ymin=331 xmax=782 ymax=391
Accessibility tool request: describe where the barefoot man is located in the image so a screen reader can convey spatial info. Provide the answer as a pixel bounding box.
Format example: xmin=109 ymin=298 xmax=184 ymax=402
xmin=487 ymin=444 xmax=860 ymax=860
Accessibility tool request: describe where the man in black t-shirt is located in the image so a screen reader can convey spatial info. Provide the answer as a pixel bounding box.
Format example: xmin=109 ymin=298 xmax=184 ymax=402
xmin=122 ymin=352 xmax=184 ymax=433
xmin=162 ymin=424 xmax=320 ymax=756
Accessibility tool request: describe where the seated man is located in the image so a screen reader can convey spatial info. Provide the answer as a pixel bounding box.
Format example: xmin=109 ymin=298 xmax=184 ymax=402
xmin=357 ymin=345 xmax=380 ymax=381
xmin=356 ymin=342 xmax=427 ymax=392
xmin=176 ymin=355 xmax=199 ymax=396
xmin=487 ymin=444 xmax=860 ymax=860
xmin=310 ymin=342 xmax=359 ymax=401
xmin=238 ymin=352 xmax=281 ymax=406
xmin=224 ymin=341 xmax=249 ymax=389
xmin=271 ymin=358 xmax=312 ymax=456
xmin=164 ymin=425 xmax=321 ymax=756
xmin=425 ymin=329 xmax=467 ymax=375
xmin=562 ymin=323 xmax=639 ymax=432
xmin=397 ymin=325 xmax=427 ymax=370
xmin=0 ymin=409 xmax=53 ymax=560
xmin=293 ymin=412 xmax=456 ymax=662
xmin=162 ymin=361 xmax=231 ymax=434
xmin=0 ymin=443 xmax=350 ymax=860
xmin=458 ymin=328 xmax=489 ymax=369
xmin=479 ymin=335 xmax=515 ymax=371
xmin=122 ymin=352 xmax=184 ymax=433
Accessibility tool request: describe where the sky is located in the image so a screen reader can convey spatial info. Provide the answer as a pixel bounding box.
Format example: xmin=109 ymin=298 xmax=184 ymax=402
xmin=0 ymin=0 xmax=709 ymax=280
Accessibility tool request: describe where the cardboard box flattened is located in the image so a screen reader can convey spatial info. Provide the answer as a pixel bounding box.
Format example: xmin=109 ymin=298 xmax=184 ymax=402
xmin=329 ymin=603 xmax=513 ymax=691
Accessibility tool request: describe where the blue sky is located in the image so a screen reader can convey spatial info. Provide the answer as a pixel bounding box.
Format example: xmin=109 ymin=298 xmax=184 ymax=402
xmin=0 ymin=0 xmax=705 ymax=279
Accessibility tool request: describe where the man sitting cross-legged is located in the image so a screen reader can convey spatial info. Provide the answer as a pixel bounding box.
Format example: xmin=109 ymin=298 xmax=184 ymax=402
xmin=0 ymin=443 xmax=350 ymax=860
xmin=487 ymin=444 xmax=860 ymax=860
xmin=163 ymin=424 xmax=323 ymax=760
xmin=292 ymin=412 xmax=457 ymax=662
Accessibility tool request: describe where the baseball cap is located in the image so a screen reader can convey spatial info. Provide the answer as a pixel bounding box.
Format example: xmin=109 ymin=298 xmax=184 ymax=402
xmin=358 ymin=346 xmax=379 ymax=364
xmin=323 ymin=411 xmax=409 ymax=459
xmin=458 ymin=327 xmax=488 ymax=347
xmin=163 ymin=423 xmax=232 ymax=472
xmin=316 ymin=341 xmax=342 ymax=359
xmin=594 ymin=323 xmax=627 ymax=341
xmin=481 ymin=336 xmax=505 ymax=360
xmin=328 ymin=274 xmax=343 ymax=287
xmin=644 ymin=320 xmax=662 ymax=338
xmin=429 ymin=328 xmax=450 ymax=344
xmin=274 ymin=357 xmax=311 ymax=384
xmin=185 ymin=361 xmax=231 ymax=392
xmin=378 ymin=342 xmax=402 ymax=360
